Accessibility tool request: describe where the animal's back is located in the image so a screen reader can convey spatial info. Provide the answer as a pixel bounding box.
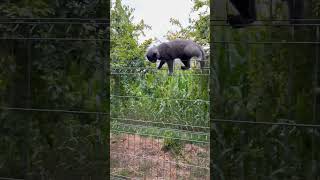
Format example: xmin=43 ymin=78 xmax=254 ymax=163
xmin=167 ymin=39 xmax=195 ymax=48
xmin=166 ymin=39 xmax=196 ymax=59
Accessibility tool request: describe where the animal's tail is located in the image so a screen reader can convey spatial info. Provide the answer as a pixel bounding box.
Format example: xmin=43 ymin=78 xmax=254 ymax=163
xmin=198 ymin=45 xmax=206 ymax=69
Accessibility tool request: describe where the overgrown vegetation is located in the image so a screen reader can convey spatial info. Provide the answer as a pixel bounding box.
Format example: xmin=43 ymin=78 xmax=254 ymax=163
xmin=0 ymin=0 xmax=109 ymax=179
xmin=212 ymin=0 xmax=320 ymax=179
xmin=1 ymin=0 xmax=318 ymax=179
xmin=110 ymin=0 xmax=210 ymax=178
xmin=110 ymin=0 xmax=210 ymax=142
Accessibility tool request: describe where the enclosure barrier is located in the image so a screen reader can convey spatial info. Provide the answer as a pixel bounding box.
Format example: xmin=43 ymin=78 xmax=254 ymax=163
xmin=110 ymin=57 xmax=210 ymax=179
xmin=1 ymin=1 xmax=320 ymax=179
xmin=211 ymin=0 xmax=320 ymax=179
xmin=0 ymin=18 xmax=109 ymax=179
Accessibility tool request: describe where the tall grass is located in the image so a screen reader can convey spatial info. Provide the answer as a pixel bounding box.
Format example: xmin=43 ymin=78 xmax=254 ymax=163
xmin=111 ymin=64 xmax=210 ymax=142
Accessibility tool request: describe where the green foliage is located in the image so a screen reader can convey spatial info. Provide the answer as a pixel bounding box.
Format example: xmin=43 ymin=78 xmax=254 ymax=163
xmin=161 ymin=132 xmax=183 ymax=155
xmin=211 ymin=1 xmax=320 ymax=179
xmin=110 ymin=0 xmax=210 ymax=156
xmin=166 ymin=0 xmax=209 ymax=47
xmin=112 ymin=71 xmax=209 ymax=127
xmin=111 ymin=0 xmax=151 ymax=63
xmin=0 ymin=0 xmax=109 ymax=178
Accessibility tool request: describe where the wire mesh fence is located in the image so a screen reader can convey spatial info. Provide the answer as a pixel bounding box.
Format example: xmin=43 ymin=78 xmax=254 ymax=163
xmin=0 ymin=17 xmax=109 ymax=179
xmin=110 ymin=58 xmax=210 ymax=179
xmin=211 ymin=0 xmax=320 ymax=179
xmin=1 ymin=1 xmax=320 ymax=179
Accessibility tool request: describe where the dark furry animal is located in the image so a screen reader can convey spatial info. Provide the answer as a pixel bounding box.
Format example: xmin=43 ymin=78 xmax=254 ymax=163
xmin=146 ymin=39 xmax=205 ymax=75
xmin=228 ymin=0 xmax=304 ymax=28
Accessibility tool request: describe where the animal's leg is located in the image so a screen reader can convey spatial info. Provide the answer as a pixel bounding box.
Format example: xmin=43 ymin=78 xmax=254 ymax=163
xmin=230 ymin=0 xmax=256 ymax=18
xmin=200 ymin=60 xmax=205 ymax=69
xmin=167 ymin=60 xmax=174 ymax=76
xmin=228 ymin=0 xmax=256 ymax=28
xmin=284 ymin=0 xmax=303 ymax=24
xmin=181 ymin=59 xmax=191 ymax=70
xmin=158 ymin=60 xmax=166 ymax=69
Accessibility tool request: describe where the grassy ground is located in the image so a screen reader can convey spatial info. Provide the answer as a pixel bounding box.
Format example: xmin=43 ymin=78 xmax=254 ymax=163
xmin=110 ymin=133 xmax=210 ymax=179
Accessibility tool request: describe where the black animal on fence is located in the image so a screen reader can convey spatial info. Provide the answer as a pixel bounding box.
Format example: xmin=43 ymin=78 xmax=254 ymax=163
xmin=146 ymin=39 xmax=205 ymax=75
xmin=228 ymin=0 xmax=304 ymax=28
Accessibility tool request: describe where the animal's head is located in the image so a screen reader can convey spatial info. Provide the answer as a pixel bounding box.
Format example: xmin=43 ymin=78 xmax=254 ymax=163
xmin=146 ymin=47 xmax=160 ymax=63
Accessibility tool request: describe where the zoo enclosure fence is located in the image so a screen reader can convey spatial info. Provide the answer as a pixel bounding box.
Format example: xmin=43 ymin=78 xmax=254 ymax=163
xmin=0 ymin=18 xmax=109 ymax=179
xmin=210 ymin=0 xmax=320 ymax=179
xmin=110 ymin=59 xmax=211 ymax=179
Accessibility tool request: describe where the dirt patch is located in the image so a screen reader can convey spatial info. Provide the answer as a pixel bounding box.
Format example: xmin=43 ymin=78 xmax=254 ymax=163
xmin=111 ymin=133 xmax=209 ymax=180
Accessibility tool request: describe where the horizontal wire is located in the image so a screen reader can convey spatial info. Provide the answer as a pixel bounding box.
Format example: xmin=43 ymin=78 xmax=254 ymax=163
xmin=111 ymin=129 xmax=209 ymax=144
xmin=111 ymin=72 xmax=210 ymax=76
xmin=111 ymin=68 xmax=210 ymax=72
xmin=110 ymin=174 xmax=130 ymax=179
xmin=111 ymin=70 xmax=210 ymax=73
xmin=211 ymin=20 xmax=320 ymax=27
xmin=211 ymin=18 xmax=320 ymax=22
xmin=212 ymin=41 xmax=320 ymax=44
xmin=0 ymin=37 xmax=108 ymax=41
xmin=111 ymin=59 xmax=210 ymax=62
xmin=0 ymin=178 xmax=24 ymax=180
xmin=0 ymin=21 xmax=109 ymax=25
xmin=110 ymin=152 xmax=209 ymax=170
xmin=4 ymin=107 xmax=318 ymax=128
xmin=0 ymin=107 xmax=108 ymax=115
xmin=113 ymin=121 xmax=210 ymax=136
xmin=211 ymin=119 xmax=320 ymax=128
xmin=3 ymin=17 xmax=318 ymax=21
xmin=0 ymin=18 xmax=109 ymax=21
xmin=211 ymin=23 xmax=320 ymax=27
xmin=111 ymin=117 xmax=209 ymax=131
xmin=111 ymin=66 xmax=210 ymax=70
xmin=111 ymin=95 xmax=209 ymax=103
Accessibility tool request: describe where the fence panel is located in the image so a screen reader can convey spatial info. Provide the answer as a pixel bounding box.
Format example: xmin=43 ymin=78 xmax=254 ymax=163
xmin=0 ymin=18 xmax=109 ymax=179
xmin=211 ymin=0 xmax=320 ymax=179
xmin=110 ymin=59 xmax=210 ymax=179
